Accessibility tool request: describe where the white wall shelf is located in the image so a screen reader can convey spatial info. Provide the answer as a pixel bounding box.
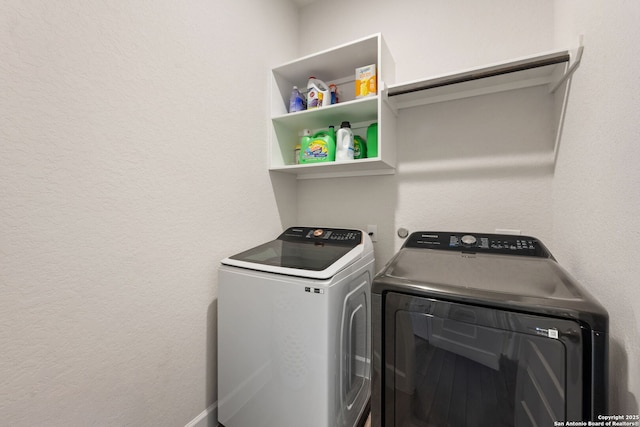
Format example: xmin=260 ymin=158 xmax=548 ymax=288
xmin=272 ymin=96 xmax=378 ymax=132
xmin=387 ymin=49 xmax=572 ymax=110
xmin=269 ymin=33 xmax=397 ymax=179
xmin=269 ymin=34 xmax=582 ymax=179
xmin=269 ymin=157 xmax=397 ymax=180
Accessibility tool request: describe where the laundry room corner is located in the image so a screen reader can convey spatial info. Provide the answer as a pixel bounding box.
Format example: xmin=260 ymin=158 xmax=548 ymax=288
xmin=296 ymin=174 xmax=400 ymax=272
xmin=269 ymin=171 xmax=299 ymax=231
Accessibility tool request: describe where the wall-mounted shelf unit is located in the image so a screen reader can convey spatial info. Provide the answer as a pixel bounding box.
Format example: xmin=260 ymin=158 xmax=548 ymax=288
xmin=387 ymin=48 xmax=577 ymax=110
xmin=269 ymin=33 xmax=583 ymax=179
xmin=386 ymin=43 xmax=583 ymax=163
xmin=269 ymin=33 xmax=396 ymax=180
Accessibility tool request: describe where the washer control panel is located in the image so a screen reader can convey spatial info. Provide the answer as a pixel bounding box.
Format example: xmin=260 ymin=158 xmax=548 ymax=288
xmin=280 ymin=227 xmax=363 ymax=245
xmin=405 ymin=231 xmax=551 ymax=258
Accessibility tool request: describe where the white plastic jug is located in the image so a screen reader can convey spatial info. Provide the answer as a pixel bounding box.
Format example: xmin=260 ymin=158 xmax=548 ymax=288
xmin=307 ymin=77 xmax=331 ymax=109
xmin=335 ymin=121 xmax=354 ymax=162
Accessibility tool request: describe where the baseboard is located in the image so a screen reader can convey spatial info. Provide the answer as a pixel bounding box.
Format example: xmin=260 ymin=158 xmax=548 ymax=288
xmin=185 ymin=402 xmax=217 ymax=427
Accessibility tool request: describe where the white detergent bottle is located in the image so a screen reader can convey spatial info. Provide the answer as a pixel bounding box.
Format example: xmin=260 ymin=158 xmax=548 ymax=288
xmin=335 ymin=121 xmax=354 ymax=162
xmin=307 ymin=77 xmax=331 ymax=109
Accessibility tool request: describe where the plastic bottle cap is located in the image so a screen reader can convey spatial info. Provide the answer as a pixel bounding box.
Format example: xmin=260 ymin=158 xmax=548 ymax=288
xmin=340 ymin=121 xmax=351 ymax=128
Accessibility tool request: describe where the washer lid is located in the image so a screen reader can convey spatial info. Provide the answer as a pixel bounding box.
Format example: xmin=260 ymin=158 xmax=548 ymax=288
xmin=221 ymin=227 xmax=369 ymax=279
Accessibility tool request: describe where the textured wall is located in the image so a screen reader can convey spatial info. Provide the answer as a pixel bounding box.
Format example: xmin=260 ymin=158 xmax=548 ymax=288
xmin=0 ymin=1 xmax=297 ymax=425
xmin=552 ymin=0 xmax=640 ymax=414
xmin=297 ymin=0 xmax=556 ymax=83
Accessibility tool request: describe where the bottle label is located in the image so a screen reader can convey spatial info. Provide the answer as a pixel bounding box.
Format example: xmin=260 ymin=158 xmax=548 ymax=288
xmin=289 ymin=97 xmax=304 ymax=113
xmin=303 ymin=139 xmax=329 ymax=160
xmin=307 ymin=90 xmax=319 ymax=109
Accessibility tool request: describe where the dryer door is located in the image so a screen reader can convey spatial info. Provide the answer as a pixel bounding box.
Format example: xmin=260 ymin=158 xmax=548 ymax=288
xmin=338 ymin=277 xmax=371 ymax=426
xmin=382 ymin=292 xmax=585 ymax=427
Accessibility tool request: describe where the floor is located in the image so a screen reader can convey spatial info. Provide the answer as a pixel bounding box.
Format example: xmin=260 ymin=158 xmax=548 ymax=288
xmin=218 ymin=411 xmax=372 ymax=427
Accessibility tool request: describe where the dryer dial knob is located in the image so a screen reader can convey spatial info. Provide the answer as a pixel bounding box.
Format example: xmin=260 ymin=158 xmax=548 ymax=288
xmin=461 ymin=234 xmax=477 ymax=245
xmin=313 ymin=229 xmax=324 ymax=237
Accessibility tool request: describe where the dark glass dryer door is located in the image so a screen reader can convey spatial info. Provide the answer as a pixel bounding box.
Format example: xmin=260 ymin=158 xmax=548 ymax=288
xmin=383 ymin=292 xmax=585 ymax=427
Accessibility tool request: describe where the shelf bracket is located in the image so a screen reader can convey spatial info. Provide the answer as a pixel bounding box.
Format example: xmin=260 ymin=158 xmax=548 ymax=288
xmin=550 ymin=38 xmax=584 ymax=94
xmin=380 ymin=80 xmax=399 ymax=117
xmin=551 ymin=36 xmax=585 ymax=166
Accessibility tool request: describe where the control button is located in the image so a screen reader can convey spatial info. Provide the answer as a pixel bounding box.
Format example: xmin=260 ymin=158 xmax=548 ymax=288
xmin=461 ymin=235 xmax=477 ymax=245
xmin=313 ymin=229 xmax=324 ymax=237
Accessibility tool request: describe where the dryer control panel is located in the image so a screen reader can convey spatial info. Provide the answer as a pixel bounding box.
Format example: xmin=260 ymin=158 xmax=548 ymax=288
xmin=404 ymin=231 xmax=552 ymax=258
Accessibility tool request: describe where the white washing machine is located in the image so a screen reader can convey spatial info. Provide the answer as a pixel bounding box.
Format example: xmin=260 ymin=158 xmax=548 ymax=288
xmin=218 ymin=226 xmax=374 ymax=427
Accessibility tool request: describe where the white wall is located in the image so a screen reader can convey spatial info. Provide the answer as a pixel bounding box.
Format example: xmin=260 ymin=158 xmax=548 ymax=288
xmin=297 ymin=0 xmax=639 ymax=415
xmin=0 ymin=1 xmax=297 ymax=426
xmin=298 ymin=0 xmax=555 ymax=83
xmin=552 ymin=0 xmax=640 ymax=415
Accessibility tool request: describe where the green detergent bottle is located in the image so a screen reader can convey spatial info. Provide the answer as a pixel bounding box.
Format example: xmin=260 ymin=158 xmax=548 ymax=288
xmin=366 ymin=123 xmax=378 ymax=158
xmin=301 ymin=126 xmax=336 ymax=163
xmin=354 ymin=135 xmax=367 ymax=159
